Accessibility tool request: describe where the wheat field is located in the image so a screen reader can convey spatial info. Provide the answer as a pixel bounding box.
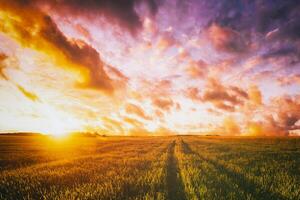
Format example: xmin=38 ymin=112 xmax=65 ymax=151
xmin=0 ymin=135 xmax=299 ymax=200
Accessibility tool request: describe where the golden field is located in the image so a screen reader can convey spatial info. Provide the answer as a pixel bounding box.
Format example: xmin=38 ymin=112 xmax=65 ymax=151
xmin=0 ymin=135 xmax=299 ymax=200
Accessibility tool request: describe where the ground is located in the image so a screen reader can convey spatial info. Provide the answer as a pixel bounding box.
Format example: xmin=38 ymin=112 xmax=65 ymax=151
xmin=0 ymin=135 xmax=299 ymax=200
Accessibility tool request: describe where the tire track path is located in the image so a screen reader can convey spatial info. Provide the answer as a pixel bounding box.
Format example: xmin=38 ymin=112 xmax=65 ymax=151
xmin=166 ymin=141 xmax=187 ymax=200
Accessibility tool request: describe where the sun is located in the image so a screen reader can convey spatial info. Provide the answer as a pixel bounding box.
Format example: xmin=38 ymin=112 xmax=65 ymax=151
xmin=50 ymin=130 xmax=70 ymax=138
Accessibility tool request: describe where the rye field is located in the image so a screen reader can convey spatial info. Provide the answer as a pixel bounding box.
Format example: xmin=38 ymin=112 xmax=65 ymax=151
xmin=0 ymin=135 xmax=299 ymax=200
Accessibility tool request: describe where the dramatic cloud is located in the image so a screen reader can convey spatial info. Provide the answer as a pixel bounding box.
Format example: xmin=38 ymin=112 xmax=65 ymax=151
xmin=0 ymin=1 xmax=113 ymax=92
xmin=1 ymin=0 xmax=300 ymax=136
xmin=35 ymin=0 xmax=160 ymax=33
xmin=200 ymin=79 xmax=249 ymax=112
xmin=272 ymin=96 xmax=300 ymax=132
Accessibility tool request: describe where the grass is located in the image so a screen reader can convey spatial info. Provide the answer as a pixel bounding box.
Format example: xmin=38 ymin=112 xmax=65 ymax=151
xmin=0 ymin=135 xmax=299 ymax=199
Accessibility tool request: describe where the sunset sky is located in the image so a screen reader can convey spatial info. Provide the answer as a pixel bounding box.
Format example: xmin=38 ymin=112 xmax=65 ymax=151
xmin=0 ymin=0 xmax=300 ymax=136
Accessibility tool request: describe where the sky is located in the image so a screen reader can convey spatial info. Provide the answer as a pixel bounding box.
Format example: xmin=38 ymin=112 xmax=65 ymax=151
xmin=0 ymin=0 xmax=300 ymax=136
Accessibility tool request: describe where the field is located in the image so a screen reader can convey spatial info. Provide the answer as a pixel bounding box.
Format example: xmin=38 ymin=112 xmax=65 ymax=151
xmin=0 ymin=135 xmax=299 ymax=200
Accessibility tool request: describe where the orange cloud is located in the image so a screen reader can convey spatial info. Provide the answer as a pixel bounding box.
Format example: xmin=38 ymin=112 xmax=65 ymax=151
xmin=223 ymin=117 xmax=240 ymax=135
xmin=230 ymin=86 xmax=249 ymax=99
xmin=125 ymin=103 xmax=151 ymax=120
xmin=152 ymin=97 xmax=174 ymax=111
xmin=105 ymin=65 xmax=129 ymax=90
xmin=201 ymin=78 xmax=248 ymax=112
xmin=157 ymin=34 xmax=176 ymax=51
xmin=272 ymin=96 xmax=300 ymax=132
xmin=75 ymin=24 xmax=92 ymax=41
xmin=0 ymin=1 xmax=113 ymax=93
xmin=245 ymin=121 xmax=265 ymax=136
xmin=101 ymin=117 xmax=124 ymax=133
xmin=186 ymin=87 xmax=200 ymax=101
xmin=123 ymin=116 xmax=144 ymax=127
xmin=185 ymin=60 xmax=207 ymax=79
xmin=0 ymin=53 xmax=6 ymax=61
xmin=127 ymin=127 xmax=153 ymax=136
xmin=155 ymin=109 xmax=164 ymax=118
xmin=245 ymin=121 xmax=286 ymax=136
xmin=177 ymin=47 xmax=190 ymax=61
xmin=0 ymin=53 xmax=8 ymax=79
xmin=243 ymin=96 xmax=300 ymax=136
xmin=186 ymin=79 xmax=249 ymax=112
xmin=248 ymin=85 xmax=262 ymax=105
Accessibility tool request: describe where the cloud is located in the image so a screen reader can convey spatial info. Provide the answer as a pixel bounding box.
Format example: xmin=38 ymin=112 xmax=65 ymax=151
xmin=105 ymin=65 xmax=129 ymax=90
xmin=137 ymin=78 xmax=173 ymax=99
xmin=156 ymin=33 xmax=176 ymax=51
xmin=177 ymin=47 xmax=190 ymax=61
xmin=263 ymin=46 xmax=298 ymax=59
xmin=0 ymin=53 xmax=8 ymax=80
xmin=0 ymin=1 xmax=113 ymax=92
xmin=248 ymin=85 xmax=262 ymax=105
xmin=0 ymin=53 xmax=7 ymax=61
xmin=201 ymin=78 xmax=248 ymax=112
xmin=202 ymin=89 xmax=241 ymax=105
xmin=277 ymin=74 xmax=300 ymax=86
xmin=105 ymin=65 xmax=129 ymax=82
xmin=35 ymin=0 xmax=160 ymax=34
xmin=223 ymin=116 xmax=240 ymax=135
xmin=206 ymin=108 xmax=222 ymax=116
xmin=123 ymin=116 xmax=144 ymax=127
xmin=257 ymin=1 xmax=300 ymax=67
xmin=152 ymin=97 xmax=174 ymax=111
xmin=245 ymin=121 xmax=272 ymax=136
xmin=256 ymin=1 xmax=300 ymax=34
xmin=207 ymin=23 xmax=247 ymax=54
xmin=143 ymin=17 xmax=158 ymax=34
xmin=262 ymin=46 xmax=300 ymax=66
xmin=212 ymin=102 xmax=235 ymax=112
xmin=186 ymin=79 xmax=249 ymax=112
xmin=125 ymin=103 xmax=151 ymax=120
xmin=185 ymin=60 xmax=207 ymax=79
xmin=101 ymin=117 xmax=124 ymax=133
xmin=243 ymin=95 xmax=300 ymax=136
xmin=272 ymin=96 xmax=300 ymax=132
xmin=75 ymin=24 xmax=92 ymax=41
xmin=230 ymin=86 xmax=249 ymax=99
xmin=16 ymin=85 xmax=39 ymax=101
xmin=185 ymin=87 xmax=201 ymax=101
xmin=154 ymin=109 xmax=164 ymax=119
xmin=202 ymin=0 xmax=300 ymax=66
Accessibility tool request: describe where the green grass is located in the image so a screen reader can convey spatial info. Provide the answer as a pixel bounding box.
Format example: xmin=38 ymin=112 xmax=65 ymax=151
xmin=0 ymin=135 xmax=299 ymax=199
